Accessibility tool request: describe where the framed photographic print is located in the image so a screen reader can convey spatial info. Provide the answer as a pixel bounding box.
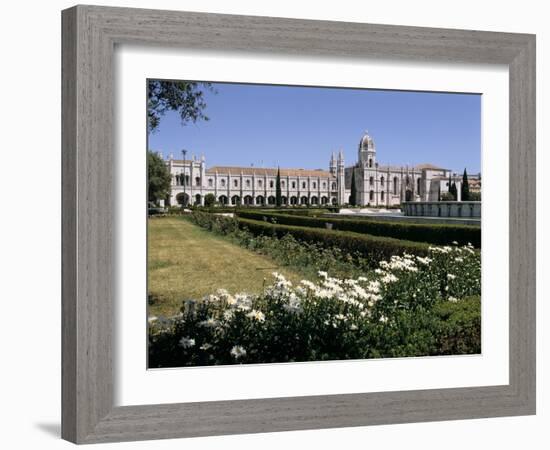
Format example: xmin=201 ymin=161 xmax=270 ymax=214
xmin=62 ymin=5 xmax=536 ymax=444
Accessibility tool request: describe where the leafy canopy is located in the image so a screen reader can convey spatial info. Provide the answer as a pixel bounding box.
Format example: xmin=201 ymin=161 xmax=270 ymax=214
xmin=147 ymin=151 xmax=171 ymax=204
xmin=148 ymin=80 xmax=213 ymax=132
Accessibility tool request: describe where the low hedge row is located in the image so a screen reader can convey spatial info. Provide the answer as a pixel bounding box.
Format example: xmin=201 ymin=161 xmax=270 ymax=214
xmin=236 ymin=210 xmax=481 ymax=247
xmin=236 ymin=217 xmax=430 ymax=264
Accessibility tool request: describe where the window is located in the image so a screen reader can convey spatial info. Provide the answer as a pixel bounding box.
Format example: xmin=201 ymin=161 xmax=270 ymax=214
xmin=258 ymin=180 xmax=263 ymax=188
xmin=281 ymin=181 xmax=285 ymax=188
xmin=208 ymin=178 xmax=213 ymax=187
xmin=246 ymin=179 xmax=251 ymax=188
xmin=322 ymin=182 xmax=327 ymax=189
xmin=417 ymin=178 xmax=421 ymax=193
xmin=332 ymin=182 xmax=337 ymax=190
xmin=269 ymin=180 xmax=274 ymax=188
xmin=312 ymin=182 xmax=317 ymax=189
xmin=380 ymin=176 xmax=385 ymax=187
xmin=302 ymin=181 xmax=306 ymax=189
xmin=292 ymin=181 xmax=296 ymax=189
xmin=369 ymin=159 xmax=373 ymax=168
xmin=369 ymin=190 xmax=374 ymax=201
xmin=234 ymin=179 xmax=238 ymax=187
xmin=393 ymin=177 xmax=398 ymax=194
xmin=369 ymin=176 xmax=374 ymax=186
xmin=381 ymin=191 xmax=385 ymax=201
xmin=221 ymin=179 xmax=226 ymax=187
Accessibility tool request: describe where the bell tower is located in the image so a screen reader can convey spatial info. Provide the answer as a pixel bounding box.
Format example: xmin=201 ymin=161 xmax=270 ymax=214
xmin=358 ymin=130 xmax=376 ymax=168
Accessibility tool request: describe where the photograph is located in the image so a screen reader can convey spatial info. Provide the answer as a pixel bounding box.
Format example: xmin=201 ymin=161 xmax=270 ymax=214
xmin=146 ymin=79 xmax=482 ymax=368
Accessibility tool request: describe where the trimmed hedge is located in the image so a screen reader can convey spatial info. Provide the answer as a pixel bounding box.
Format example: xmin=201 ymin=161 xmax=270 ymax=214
xmin=236 ymin=217 xmax=430 ymax=265
xmin=236 ymin=210 xmax=481 ymax=247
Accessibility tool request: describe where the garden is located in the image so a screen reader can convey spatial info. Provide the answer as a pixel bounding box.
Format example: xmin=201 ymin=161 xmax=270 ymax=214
xmin=148 ymin=210 xmax=481 ymax=368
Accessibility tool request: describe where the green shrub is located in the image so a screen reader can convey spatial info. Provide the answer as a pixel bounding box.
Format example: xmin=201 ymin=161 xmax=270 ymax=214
xmin=236 ymin=217 xmax=431 ymax=265
xmin=236 ymin=210 xmax=480 ymax=247
xmin=432 ymin=295 xmax=481 ymax=354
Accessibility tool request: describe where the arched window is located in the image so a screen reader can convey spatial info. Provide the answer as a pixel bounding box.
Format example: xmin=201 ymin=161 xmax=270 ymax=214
xmin=369 ymin=159 xmax=373 ymax=168
xmin=369 ymin=176 xmax=374 ymax=186
xmin=331 ymin=182 xmax=337 ymax=190
xmin=302 ymin=181 xmax=306 ymax=189
xmin=269 ymin=180 xmax=274 ymax=188
xmin=369 ymin=190 xmax=374 ymax=202
xmin=220 ymin=179 xmax=226 ymax=187
xmin=195 ymin=177 xmax=201 ymax=186
xmin=208 ymin=178 xmax=213 ymax=187
xmin=381 ymin=191 xmax=385 ymax=202
xmin=233 ymin=179 xmax=238 ymax=187
xmin=281 ymin=181 xmax=285 ymax=188
xmin=417 ymin=178 xmax=421 ymax=194
xmin=246 ymin=179 xmax=251 ymax=188
xmin=258 ymin=180 xmax=263 ymax=188
xmin=322 ymin=182 xmax=327 ymax=189
xmin=312 ymin=182 xmax=317 ymax=189
xmin=184 ymin=175 xmax=190 ymax=186
xmin=380 ymin=176 xmax=385 ymax=187
xmin=393 ymin=177 xmax=398 ymax=194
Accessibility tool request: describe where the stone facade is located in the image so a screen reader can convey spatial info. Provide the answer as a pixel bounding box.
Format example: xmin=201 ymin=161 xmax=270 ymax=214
xmin=165 ymin=131 xmax=475 ymax=207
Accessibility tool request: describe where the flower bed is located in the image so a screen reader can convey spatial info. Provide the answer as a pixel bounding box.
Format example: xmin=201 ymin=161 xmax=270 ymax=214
xmin=149 ymin=243 xmax=481 ymax=367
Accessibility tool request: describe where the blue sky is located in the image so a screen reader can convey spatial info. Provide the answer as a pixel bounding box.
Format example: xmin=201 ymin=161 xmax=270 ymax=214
xmin=148 ymin=82 xmax=481 ymax=174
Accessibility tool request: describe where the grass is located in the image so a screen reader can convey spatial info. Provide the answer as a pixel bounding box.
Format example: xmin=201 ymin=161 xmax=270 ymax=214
xmin=148 ymin=217 xmax=305 ymax=317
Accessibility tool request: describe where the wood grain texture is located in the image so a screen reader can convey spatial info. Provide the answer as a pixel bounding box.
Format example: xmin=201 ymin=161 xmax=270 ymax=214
xmin=61 ymin=5 xmax=536 ymax=444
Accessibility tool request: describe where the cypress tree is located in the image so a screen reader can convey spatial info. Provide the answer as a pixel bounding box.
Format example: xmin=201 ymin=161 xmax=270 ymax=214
xmin=450 ymin=181 xmax=458 ymax=200
xmin=275 ymin=167 xmax=282 ymax=207
xmin=349 ymin=168 xmax=357 ymax=206
xmin=438 ymin=184 xmax=441 ymax=201
xmin=461 ymin=168 xmax=470 ymax=201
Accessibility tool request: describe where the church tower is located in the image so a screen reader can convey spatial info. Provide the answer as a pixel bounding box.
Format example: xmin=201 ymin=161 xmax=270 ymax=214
xmin=337 ymin=150 xmax=346 ymax=204
xmin=329 ymin=152 xmax=337 ymax=177
xmin=358 ymin=131 xmax=376 ymax=168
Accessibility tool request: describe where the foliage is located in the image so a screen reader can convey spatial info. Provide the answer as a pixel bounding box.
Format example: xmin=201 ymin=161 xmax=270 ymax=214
xmin=186 ymin=212 xmax=374 ymax=279
xmin=235 ymin=210 xmax=481 ymax=247
xmin=204 ymin=193 xmax=216 ymax=208
xmin=149 ymin=244 xmax=481 ymax=367
xmin=147 ymin=80 xmax=213 ymax=132
xmin=440 ymin=192 xmax=455 ymax=201
xmin=147 ymin=151 xmax=171 ymax=205
xmin=469 ymin=191 xmax=481 ymax=201
xmin=461 ymin=169 xmax=470 ymax=201
xmin=449 ymin=181 xmax=458 ymax=200
xmin=236 ymin=217 xmax=432 ymax=264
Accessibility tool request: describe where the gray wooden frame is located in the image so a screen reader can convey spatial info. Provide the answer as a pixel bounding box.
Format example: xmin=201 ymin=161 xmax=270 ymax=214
xmin=62 ymin=5 xmax=536 ymax=444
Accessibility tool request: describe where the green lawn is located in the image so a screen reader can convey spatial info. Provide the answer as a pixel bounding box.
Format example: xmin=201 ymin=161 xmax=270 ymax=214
xmin=148 ymin=217 xmax=305 ymax=317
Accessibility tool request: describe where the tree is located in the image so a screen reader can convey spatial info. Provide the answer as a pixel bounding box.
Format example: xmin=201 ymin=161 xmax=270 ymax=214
xmin=147 ymin=151 xmax=171 ymax=205
xmin=204 ymin=193 xmax=216 ymax=208
xmin=461 ymin=168 xmax=470 ymax=201
xmin=349 ymin=168 xmax=357 ymax=206
xmin=438 ymin=184 xmax=441 ymax=202
xmin=148 ymin=80 xmax=213 ymax=132
xmin=450 ymin=181 xmax=458 ymax=201
xmin=275 ymin=167 xmax=282 ymax=207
